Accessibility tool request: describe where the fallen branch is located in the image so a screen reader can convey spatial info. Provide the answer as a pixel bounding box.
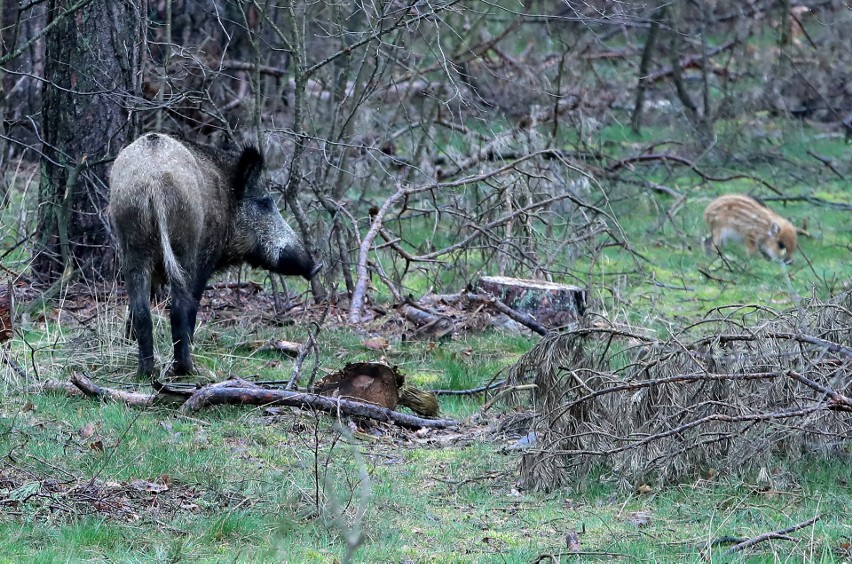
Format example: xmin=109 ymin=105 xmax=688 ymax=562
xmin=399 ymin=301 xmax=455 ymax=339
xmin=70 ymin=373 xmax=156 ymax=406
xmin=249 ymin=394 xmax=459 ymax=429
xmin=723 ymin=516 xmax=820 ymax=555
xmin=47 ymin=374 xmax=460 ymax=429
xmin=236 ymin=339 xmax=301 ymax=358
xmin=466 ymin=292 xmax=549 ymax=335
xmin=644 ymin=40 xmax=737 ymax=83
xmin=39 ymin=378 xmax=86 ymax=397
xmin=787 ymin=371 xmax=852 ymax=411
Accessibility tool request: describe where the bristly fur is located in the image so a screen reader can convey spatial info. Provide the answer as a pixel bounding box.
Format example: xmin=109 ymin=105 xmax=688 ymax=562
xmin=108 ymin=132 xmax=317 ymax=378
xmin=703 ymin=194 xmax=798 ymax=262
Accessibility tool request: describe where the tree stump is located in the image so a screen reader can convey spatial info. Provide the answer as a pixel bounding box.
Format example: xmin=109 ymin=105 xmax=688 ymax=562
xmin=313 ymin=362 xmax=405 ymax=410
xmin=0 ymin=281 xmax=13 ymax=343
xmin=312 ymin=362 xmax=440 ymax=417
xmin=474 ymin=276 xmax=587 ymax=329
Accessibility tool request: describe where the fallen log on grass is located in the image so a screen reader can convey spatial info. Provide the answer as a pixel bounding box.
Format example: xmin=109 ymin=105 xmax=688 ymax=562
xmin=181 ymin=386 xmax=458 ymax=428
xmin=71 ymin=373 xmax=156 ymax=406
xmin=56 ymin=373 xmax=457 ymax=429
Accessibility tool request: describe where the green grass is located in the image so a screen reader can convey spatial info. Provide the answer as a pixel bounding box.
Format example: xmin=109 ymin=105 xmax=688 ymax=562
xmin=3 ymin=309 xmax=852 ymax=561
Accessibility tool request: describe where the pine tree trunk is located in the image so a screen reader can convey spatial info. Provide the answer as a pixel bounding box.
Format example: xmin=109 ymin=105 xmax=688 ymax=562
xmin=33 ymin=0 xmax=145 ymax=285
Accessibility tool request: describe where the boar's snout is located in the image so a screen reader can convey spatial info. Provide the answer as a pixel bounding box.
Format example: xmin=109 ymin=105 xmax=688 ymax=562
xmin=275 ymin=247 xmax=321 ymax=280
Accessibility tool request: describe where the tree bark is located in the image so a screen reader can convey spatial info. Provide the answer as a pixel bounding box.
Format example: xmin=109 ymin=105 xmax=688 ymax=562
xmin=630 ymin=6 xmax=663 ymax=134
xmin=33 ymin=0 xmax=145 ymax=285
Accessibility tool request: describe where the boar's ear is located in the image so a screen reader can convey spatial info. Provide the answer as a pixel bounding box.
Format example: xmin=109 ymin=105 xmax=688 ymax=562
xmin=768 ymin=221 xmax=781 ymax=237
xmin=234 ymin=146 xmax=265 ymax=199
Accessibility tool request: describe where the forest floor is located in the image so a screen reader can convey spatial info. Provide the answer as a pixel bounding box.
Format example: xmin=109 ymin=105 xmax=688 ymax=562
xmin=2 ymin=119 xmax=852 ymax=562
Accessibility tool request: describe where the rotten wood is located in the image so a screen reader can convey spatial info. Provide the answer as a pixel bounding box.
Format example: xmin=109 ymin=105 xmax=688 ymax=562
xmin=313 ymin=362 xmax=404 ymax=410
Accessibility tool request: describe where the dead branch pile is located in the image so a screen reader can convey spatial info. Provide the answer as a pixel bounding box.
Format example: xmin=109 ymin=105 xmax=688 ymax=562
xmin=515 ymin=291 xmax=852 ymax=491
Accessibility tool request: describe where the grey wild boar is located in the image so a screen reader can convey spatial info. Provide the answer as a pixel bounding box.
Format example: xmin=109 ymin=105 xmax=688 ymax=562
xmin=109 ymin=133 xmax=321 ymax=378
xmin=703 ymin=194 xmax=797 ymax=263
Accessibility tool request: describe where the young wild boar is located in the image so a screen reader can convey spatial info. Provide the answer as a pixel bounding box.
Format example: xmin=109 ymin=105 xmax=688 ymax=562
xmin=702 ymin=194 xmax=797 ymax=263
xmin=109 ymin=133 xmax=321 ymax=379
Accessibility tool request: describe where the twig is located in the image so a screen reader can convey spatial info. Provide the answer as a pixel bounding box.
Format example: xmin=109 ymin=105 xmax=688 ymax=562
xmin=1 ymin=350 xmax=27 ymax=380
xmin=762 ymin=195 xmax=852 ymax=211
xmin=789 ymin=333 xmax=852 ymax=361
xmin=806 ymin=150 xmax=845 ymax=180
xmin=697 ymin=267 xmax=733 ymax=284
xmin=644 ymin=40 xmax=737 ymax=83
xmin=723 ymin=516 xmax=820 ymax=555
xmin=534 ymin=551 xmax=635 ymax=561
xmin=432 ymin=379 xmax=506 ymax=396
xmin=606 ymin=153 xmax=782 ymax=195
xmin=481 ymin=384 xmax=537 ymax=412
xmin=287 ymin=302 xmax=330 ymax=390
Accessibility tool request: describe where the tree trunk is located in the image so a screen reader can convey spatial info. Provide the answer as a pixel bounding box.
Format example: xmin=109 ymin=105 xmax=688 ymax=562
xmin=33 ymin=0 xmax=145 ymax=285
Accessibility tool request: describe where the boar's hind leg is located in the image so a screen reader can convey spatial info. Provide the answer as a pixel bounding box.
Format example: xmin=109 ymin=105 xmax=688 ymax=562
xmin=125 ymin=262 xmax=155 ymax=379
xmin=169 ymin=282 xmax=197 ymax=376
xmin=171 ymin=288 xmax=198 ymax=376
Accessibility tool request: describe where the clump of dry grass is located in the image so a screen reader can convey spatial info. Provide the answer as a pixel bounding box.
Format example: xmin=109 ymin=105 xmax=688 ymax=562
xmin=516 ymin=291 xmax=852 ymax=491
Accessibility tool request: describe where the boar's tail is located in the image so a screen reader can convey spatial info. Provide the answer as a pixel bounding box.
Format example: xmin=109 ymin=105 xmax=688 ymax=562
xmin=151 ymin=189 xmax=187 ymax=289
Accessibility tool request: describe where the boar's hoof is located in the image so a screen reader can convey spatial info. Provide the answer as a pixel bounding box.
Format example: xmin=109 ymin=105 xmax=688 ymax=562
xmin=169 ymin=361 xmax=195 ymax=377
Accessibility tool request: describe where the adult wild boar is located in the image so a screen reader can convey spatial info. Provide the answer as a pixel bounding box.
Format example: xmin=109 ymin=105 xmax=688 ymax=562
xmin=109 ymin=132 xmax=320 ymax=378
